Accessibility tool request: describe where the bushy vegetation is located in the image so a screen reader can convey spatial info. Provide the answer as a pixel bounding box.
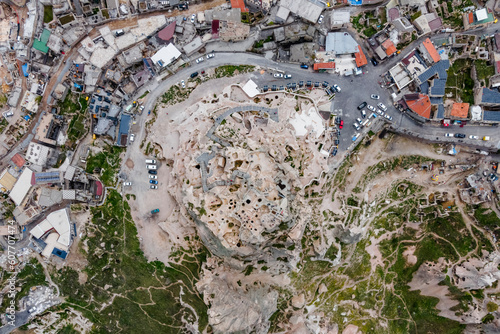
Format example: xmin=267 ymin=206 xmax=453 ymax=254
xmin=53 ymin=189 xmax=209 ymax=332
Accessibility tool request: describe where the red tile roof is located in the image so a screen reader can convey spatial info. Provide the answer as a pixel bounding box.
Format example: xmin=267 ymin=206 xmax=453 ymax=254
xmin=230 ymin=0 xmax=248 ymax=12
xmin=406 ymin=94 xmax=431 ymax=119
xmin=158 ymin=21 xmax=176 ymax=41
xmin=496 ymin=61 xmax=500 ymax=74
xmin=355 ymin=46 xmax=367 ymax=67
xmin=422 ymin=38 xmax=440 ymax=63
xmin=11 ymin=153 xmax=25 ymax=168
xmin=382 ymin=39 xmax=397 ymax=56
xmin=450 ymin=103 xmax=469 ymax=118
xmin=468 ymin=12 xmax=474 ymax=24
xmin=313 ymin=62 xmax=335 ymax=70
xmin=95 ymin=181 xmax=103 ymax=196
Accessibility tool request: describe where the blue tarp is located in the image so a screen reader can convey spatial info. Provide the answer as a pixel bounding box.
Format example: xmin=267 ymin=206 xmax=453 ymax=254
xmin=22 ymin=63 xmax=29 ymax=77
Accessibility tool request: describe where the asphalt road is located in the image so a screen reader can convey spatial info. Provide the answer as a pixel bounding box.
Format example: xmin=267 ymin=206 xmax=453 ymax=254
xmin=129 ymin=47 xmax=500 ymax=159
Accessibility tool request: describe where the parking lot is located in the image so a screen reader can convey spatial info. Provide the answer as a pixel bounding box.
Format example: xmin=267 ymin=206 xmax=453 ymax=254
xmin=252 ymin=67 xmax=394 ymax=152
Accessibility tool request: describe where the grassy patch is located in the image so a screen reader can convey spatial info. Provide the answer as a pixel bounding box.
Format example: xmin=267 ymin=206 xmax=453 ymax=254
xmin=446 ymin=59 xmax=474 ymax=104
xmin=53 ymin=188 xmax=209 ymax=332
xmin=426 ymin=212 xmax=475 ymax=257
xmin=214 ymin=65 xmax=255 ymax=78
xmin=475 ymin=60 xmax=495 ymax=87
xmin=59 ymin=14 xmax=75 ymax=25
xmin=473 ymin=206 xmax=500 ymax=229
xmin=43 ymin=6 xmax=53 ymax=23
xmin=85 ymin=145 xmax=124 ymax=187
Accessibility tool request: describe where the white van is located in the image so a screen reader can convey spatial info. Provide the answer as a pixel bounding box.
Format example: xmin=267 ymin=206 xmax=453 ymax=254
xmin=145 ymin=159 xmax=157 ymax=164
xmin=146 ymin=164 xmax=157 ymax=170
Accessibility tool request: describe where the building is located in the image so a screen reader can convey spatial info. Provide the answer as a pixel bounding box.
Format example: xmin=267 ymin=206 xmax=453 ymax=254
xmin=325 ymin=32 xmax=359 ymax=55
xmin=330 ymin=10 xmax=350 ymax=29
xmin=449 ymin=103 xmax=469 ymax=119
xmin=33 ymin=29 xmax=51 ymax=54
xmin=418 ymin=38 xmax=440 ymax=64
xmin=0 ymin=169 xmax=17 ymax=192
xmin=381 ymin=39 xmax=397 ymax=57
xmin=389 ymin=63 xmax=413 ymax=91
xmin=30 ymin=208 xmax=72 ymax=259
xmin=463 ymin=8 xmax=495 ymax=30
xmin=290 ymin=43 xmax=318 ymax=63
xmin=230 ymin=0 xmax=248 ymax=12
xmin=478 ymin=87 xmax=500 ymax=107
xmin=219 ymin=21 xmax=250 ymax=42
xmin=279 ymin=0 xmax=325 ymax=23
xmin=151 ymin=43 xmax=182 ymax=67
xmin=402 ymin=93 xmax=432 ymax=119
xmin=182 ymin=36 xmax=205 ymax=56
xmin=156 ymin=21 xmax=176 ymax=45
xmin=9 ymin=168 xmax=34 ymax=206
xmin=116 ymin=114 xmax=131 ymax=146
xmin=313 ymin=62 xmax=335 ymax=72
xmin=11 ymin=153 xmax=26 ymax=169
xmin=354 ymin=46 xmax=367 ymax=67
xmin=26 ymin=142 xmax=53 ymax=167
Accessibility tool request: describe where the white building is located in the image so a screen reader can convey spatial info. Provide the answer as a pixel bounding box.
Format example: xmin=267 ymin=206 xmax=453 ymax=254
xmin=9 ymin=168 xmax=34 ymax=206
xmin=26 ymin=142 xmax=53 ymax=167
xmin=30 ymin=208 xmax=72 ymax=258
xmin=151 ymin=44 xmax=182 ymax=67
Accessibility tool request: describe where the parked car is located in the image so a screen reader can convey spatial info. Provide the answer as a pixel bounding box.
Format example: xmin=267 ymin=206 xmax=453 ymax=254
xmin=318 ymin=15 xmax=324 ymax=24
xmin=377 ymin=103 xmax=387 ymax=111
xmin=180 ymin=80 xmax=185 ymax=88
xmin=361 ymin=110 xmax=366 ymax=118
xmin=206 ymin=53 xmax=215 ymax=59
xmin=300 ymin=64 xmax=309 ymax=69
xmin=274 ymin=73 xmax=283 ymax=78
xmin=454 ymin=133 xmax=466 ymax=138
xmin=149 ymin=175 xmax=158 ymax=179
xmin=195 ymin=57 xmax=204 ymax=64
xmin=339 ymin=120 xmax=344 ymax=129
xmin=333 ymin=84 xmax=341 ymax=92
xmin=147 ymin=165 xmax=157 ymax=170
xmin=314 ymin=82 xmax=320 ymax=87
xmin=353 ymin=123 xmax=360 ymax=131
xmin=322 ymin=81 xmax=329 ymax=87
xmin=151 ymin=209 xmax=160 ymax=214
xmin=150 ymin=185 xmax=158 ymax=189
xmin=384 ymin=114 xmax=393 ymax=121
xmin=284 ymin=74 xmax=292 ymax=79
xmin=445 ymin=133 xmax=454 ymax=137
xmin=190 ymin=72 xmax=198 ymax=78
xmin=299 ymin=80 xmax=304 ymax=87
xmin=263 ymin=85 xmax=268 ymax=92
xmin=129 ymin=133 xmax=135 ymax=142
xmin=139 ymin=105 xmax=145 ymax=111
xmin=367 ymin=105 xmax=376 ymax=112
xmin=306 ymin=80 xmax=312 ymax=87
xmin=148 ymin=170 xmax=157 ymax=175
xmin=469 ymin=135 xmax=479 ymax=140
xmin=149 ymin=180 xmax=158 ymax=184
xmin=356 ymin=117 xmax=363 ymax=125
xmin=371 ymin=94 xmax=380 ymax=100
xmin=357 ymin=102 xmax=367 ymax=110
xmin=190 ymin=14 xmax=196 ymax=23
xmin=123 ymin=182 xmax=132 ymax=186
xmin=371 ymin=58 xmax=378 ymax=66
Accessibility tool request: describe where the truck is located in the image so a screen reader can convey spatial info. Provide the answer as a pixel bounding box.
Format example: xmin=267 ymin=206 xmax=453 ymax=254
xmin=483 ymin=136 xmax=490 ymax=141
xmin=145 ymin=159 xmax=157 ymax=164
